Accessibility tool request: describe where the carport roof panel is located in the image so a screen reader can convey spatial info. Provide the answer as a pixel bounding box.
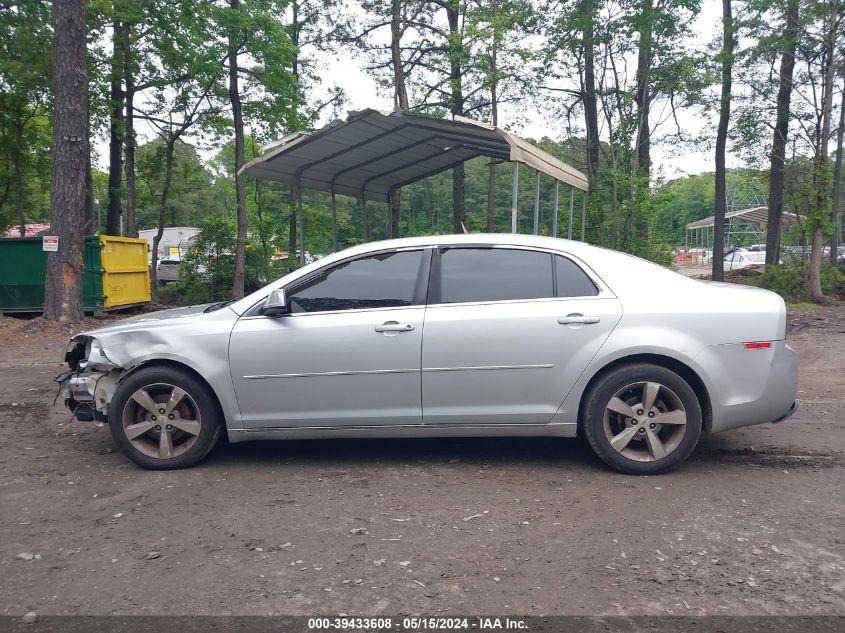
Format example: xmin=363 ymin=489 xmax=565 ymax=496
xmin=241 ymin=109 xmax=588 ymax=202
xmin=686 ymin=206 xmax=803 ymax=230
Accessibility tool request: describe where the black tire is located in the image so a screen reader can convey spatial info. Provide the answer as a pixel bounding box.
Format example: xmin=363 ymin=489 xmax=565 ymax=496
xmin=582 ymin=363 xmax=702 ymax=475
xmin=108 ymin=365 xmax=222 ymax=470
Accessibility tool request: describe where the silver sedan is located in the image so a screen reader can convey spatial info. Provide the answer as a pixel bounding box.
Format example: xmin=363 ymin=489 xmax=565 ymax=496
xmin=60 ymin=234 xmax=798 ymax=474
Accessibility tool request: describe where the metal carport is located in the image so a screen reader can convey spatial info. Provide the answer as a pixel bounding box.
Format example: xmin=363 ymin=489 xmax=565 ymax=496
xmin=240 ymin=108 xmax=589 ymax=259
xmin=685 ymin=206 xmax=803 ymax=250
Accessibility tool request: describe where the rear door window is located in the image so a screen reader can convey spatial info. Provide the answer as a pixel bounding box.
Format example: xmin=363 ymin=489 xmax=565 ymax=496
xmin=438 ymin=247 xmax=558 ymax=304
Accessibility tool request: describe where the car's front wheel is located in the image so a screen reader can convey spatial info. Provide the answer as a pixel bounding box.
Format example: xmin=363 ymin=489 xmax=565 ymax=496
xmin=108 ymin=366 xmax=222 ymax=469
xmin=582 ymin=363 xmax=702 ymax=475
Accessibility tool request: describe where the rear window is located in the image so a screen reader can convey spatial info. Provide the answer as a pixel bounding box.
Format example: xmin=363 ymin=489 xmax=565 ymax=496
xmin=555 ymin=255 xmax=598 ymax=297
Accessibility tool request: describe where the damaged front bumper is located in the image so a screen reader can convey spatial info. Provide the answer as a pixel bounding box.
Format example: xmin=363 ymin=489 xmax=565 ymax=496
xmin=58 ymin=337 xmax=121 ymax=423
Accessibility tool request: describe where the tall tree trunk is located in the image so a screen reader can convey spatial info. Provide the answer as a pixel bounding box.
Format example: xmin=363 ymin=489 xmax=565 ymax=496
xmin=229 ymin=0 xmax=248 ymax=299
xmin=390 ymin=0 xmax=408 ymax=239
xmin=44 ymin=0 xmax=88 ymax=323
xmin=485 ymin=0 xmax=500 ymax=232
xmin=624 ymin=0 xmax=653 ymax=250
xmin=712 ymin=0 xmax=733 ymax=283
xmin=390 ymin=0 xmax=409 ymax=110
xmin=809 ymin=0 xmax=839 ymax=301
xmin=122 ymin=22 xmax=137 ymax=237
xmin=150 ymin=140 xmax=176 ymax=304
xmin=288 ymin=1 xmax=301 ymax=257
xmin=106 ymin=20 xmax=124 ymax=236
xmin=581 ymin=0 xmax=599 ymax=202
xmin=446 ymin=1 xmax=465 ymax=233
xmin=634 ymin=41 xmax=652 ymax=179
xmin=831 ymin=67 xmax=845 ymax=266
xmin=766 ymin=0 xmax=798 ymax=265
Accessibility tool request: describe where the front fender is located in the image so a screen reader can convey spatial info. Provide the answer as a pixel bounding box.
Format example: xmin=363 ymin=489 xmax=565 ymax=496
xmin=77 ymin=309 xmax=241 ymax=427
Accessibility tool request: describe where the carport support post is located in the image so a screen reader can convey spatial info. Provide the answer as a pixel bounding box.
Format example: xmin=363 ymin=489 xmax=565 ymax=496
xmin=330 ymin=187 xmax=337 ymax=252
xmin=551 ymin=181 xmax=560 ymax=237
xmin=511 ymin=161 xmax=519 ymax=233
xmin=567 ymin=191 xmax=575 ymax=239
xmin=533 ymin=170 xmax=541 ymax=235
xmin=294 ymin=177 xmax=305 ymax=262
xmin=362 ymin=193 xmax=369 ymax=241
xmin=567 ymin=187 xmax=574 ymax=240
xmin=580 ymin=190 xmax=587 ymax=241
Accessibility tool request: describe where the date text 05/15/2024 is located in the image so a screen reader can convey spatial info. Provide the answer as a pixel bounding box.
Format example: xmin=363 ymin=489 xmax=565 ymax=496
xmin=306 ymin=617 xmax=528 ymax=630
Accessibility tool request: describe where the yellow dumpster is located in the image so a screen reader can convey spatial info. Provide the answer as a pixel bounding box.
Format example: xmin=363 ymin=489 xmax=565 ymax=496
xmin=98 ymin=235 xmax=151 ymax=309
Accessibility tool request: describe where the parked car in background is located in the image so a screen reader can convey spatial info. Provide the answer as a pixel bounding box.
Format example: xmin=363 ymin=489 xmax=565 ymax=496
xmin=724 ymin=250 xmax=768 ymax=272
xmin=156 ymin=253 xmax=181 ymax=284
xmin=156 ymin=235 xmax=198 ymax=284
xmin=60 ymin=234 xmax=797 ymax=476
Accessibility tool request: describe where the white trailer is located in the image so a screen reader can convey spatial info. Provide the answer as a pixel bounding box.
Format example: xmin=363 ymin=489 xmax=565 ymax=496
xmin=138 ymin=227 xmax=199 ymax=263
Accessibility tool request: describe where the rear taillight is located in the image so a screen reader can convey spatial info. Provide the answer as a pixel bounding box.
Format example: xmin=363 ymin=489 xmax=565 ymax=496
xmin=745 ymin=264 xmax=760 ymax=270
xmin=744 ymin=342 xmax=772 ymax=349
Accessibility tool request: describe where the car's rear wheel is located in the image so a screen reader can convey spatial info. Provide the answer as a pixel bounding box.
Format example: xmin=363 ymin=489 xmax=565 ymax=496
xmin=582 ymin=363 xmax=702 ymax=474
xmin=108 ymin=366 xmax=222 ymax=470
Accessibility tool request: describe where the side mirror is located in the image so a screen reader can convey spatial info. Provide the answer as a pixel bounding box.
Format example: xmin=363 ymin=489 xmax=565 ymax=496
xmin=263 ymin=289 xmax=290 ymax=317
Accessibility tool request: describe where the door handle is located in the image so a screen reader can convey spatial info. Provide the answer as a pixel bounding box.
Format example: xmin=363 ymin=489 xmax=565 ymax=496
xmin=375 ymin=322 xmax=415 ymax=333
xmin=558 ymin=315 xmax=601 ymax=325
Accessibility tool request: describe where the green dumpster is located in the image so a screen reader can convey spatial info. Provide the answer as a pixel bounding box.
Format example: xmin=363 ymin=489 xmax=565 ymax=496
xmin=0 ymin=235 xmax=150 ymax=314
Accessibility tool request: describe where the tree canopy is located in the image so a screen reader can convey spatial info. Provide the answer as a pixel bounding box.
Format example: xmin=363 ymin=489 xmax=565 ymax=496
xmin=2 ymin=0 xmax=844 ymax=316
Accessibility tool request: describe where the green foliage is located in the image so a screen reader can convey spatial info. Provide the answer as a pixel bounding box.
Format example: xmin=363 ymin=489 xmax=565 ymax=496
xmin=210 ymin=0 xmax=303 ymax=138
xmin=173 ymin=214 xmax=236 ymax=304
xmin=760 ymin=262 xmax=844 ymax=302
xmin=0 ymin=1 xmax=53 ymax=233
xmin=135 ymin=138 xmax=220 ymax=229
xmin=172 ymin=204 xmax=295 ymax=305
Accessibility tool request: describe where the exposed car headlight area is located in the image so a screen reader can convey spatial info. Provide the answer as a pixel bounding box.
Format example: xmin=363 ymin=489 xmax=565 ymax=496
xmin=58 ymin=336 xmax=120 ymax=422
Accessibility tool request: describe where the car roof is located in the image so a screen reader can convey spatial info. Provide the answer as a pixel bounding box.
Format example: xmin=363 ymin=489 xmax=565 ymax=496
xmin=228 ymin=233 xmax=696 ymax=315
xmin=331 ymin=233 xmax=595 ymax=254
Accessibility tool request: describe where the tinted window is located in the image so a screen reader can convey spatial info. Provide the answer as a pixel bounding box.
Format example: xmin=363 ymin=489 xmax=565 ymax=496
xmin=289 ymin=250 xmax=423 ymax=313
xmin=439 ymin=248 xmax=553 ymax=303
xmin=555 ymin=255 xmax=598 ymax=297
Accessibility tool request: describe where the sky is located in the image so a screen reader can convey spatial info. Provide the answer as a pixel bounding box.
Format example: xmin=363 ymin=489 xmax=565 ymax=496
xmin=98 ymin=0 xmax=734 ymax=182
xmin=311 ymin=0 xmax=728 ymax=180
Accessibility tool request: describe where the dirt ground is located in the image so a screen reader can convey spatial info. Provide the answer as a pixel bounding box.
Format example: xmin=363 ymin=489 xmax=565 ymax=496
xmin=0 ymin=306 xmax=843 ymax=618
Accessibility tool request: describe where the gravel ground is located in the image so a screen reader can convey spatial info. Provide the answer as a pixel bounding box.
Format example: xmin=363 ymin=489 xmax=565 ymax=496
xmin=0 ymin=307 xmax=843 ymax=617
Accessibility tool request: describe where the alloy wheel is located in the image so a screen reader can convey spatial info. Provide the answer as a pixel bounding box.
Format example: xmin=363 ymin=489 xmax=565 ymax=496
xmin=121 ymin=383 xmax=202 ymax=460
xmin=602 ymin=381 xmax=688 ymax=463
